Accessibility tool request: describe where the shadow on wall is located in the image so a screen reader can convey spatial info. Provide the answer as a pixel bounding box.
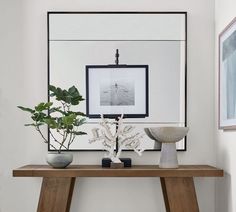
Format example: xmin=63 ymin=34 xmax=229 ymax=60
xmin=215 ymin=172 xmax=232 ymax=211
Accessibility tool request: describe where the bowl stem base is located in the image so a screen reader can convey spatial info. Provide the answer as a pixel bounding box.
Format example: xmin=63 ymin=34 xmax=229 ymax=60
xmin=159 ymin=143 xmax=178 ymax=168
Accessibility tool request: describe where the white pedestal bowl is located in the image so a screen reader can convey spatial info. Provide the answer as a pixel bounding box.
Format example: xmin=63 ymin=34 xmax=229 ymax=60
xmin=144 ymin=128 xmax=162 ymax=149
xmin=145 ymin=127 xmax=189 ymax=168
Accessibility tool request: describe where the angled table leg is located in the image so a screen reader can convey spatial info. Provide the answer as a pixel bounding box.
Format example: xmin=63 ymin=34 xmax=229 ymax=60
xmin=160 ymin=177 xmax=199 ymax=212
xmin=37 ymin=177 xmax=75 ymax=212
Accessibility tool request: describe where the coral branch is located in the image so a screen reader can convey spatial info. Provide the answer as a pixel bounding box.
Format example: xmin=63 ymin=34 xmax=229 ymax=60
xmin=89 ymin=114 xmax=145 ymax=163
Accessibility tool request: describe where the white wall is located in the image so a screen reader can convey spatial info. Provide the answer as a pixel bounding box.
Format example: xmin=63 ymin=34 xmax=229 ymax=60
xmin=0 ymin=0 xmax=215 ymax=211
xmin=215 ymin=0 xmax=236 ymax=211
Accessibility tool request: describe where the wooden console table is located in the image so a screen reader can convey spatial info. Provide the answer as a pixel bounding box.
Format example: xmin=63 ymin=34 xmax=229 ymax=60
xmin=13 ymin=165 xmax=223 ymax=212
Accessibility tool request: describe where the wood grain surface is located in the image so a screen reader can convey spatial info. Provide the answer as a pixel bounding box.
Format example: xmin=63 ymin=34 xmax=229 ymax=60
xmin=161 ymin=177 xmax=199 ymax=212
xmin=13 ymin=165 xmax=223 ymax=178
xmin=37 ymin=177 xmax=75 ymax=212
xmin=13 ymin=164 xmax=223 ymax=212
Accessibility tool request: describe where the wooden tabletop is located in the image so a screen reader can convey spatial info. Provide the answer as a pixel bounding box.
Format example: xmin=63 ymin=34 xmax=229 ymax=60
xmin=13 ymin=165 xmax=223 ymax=178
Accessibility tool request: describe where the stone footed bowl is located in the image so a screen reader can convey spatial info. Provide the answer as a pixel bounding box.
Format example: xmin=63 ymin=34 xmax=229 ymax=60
xmin=144 ymin=128 xmax=162 ymax=149
xmin=144 ymin=127 xmax=189 ymax=168
xmin=147 ymin=127 xmax=189 ymax=143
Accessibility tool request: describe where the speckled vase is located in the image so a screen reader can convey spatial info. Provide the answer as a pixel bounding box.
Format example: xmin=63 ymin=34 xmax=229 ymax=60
xmin=159 ymin=143 xmax=178 ymax=168
xmin=46 ymin=152 xmax=73 ymax=168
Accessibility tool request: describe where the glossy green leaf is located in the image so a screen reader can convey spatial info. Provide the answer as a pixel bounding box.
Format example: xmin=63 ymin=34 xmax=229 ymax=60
xmin=17 ymin=106 xmax=35 ymax=113
xmin=19 ymin=84 xmax=87 ymax=150
xmin=72 ymin=131 xmax=87 ymax=135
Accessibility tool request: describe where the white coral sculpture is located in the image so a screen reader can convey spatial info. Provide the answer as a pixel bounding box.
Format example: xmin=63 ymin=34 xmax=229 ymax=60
xmin=89 ymin=114 xmax=145 ymax=163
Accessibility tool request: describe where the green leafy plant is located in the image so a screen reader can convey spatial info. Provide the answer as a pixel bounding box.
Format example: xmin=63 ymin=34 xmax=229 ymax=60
xmin=18 ymin=85 xmax=87 ymax=153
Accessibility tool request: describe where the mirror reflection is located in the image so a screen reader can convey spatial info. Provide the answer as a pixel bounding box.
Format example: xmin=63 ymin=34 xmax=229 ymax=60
xmin=48 ymin=12 xmax=187 ymax=151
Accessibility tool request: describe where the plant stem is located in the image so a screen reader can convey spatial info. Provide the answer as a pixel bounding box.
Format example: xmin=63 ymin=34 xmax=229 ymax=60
xmin=68 ymin=133 xmax=76 ymax=149
xmin=49 ymin=130 xmax=68 ymax=150
xmin=59 ymin=130 xmax=68 ymax=153
xmin=57 ymin=129 xmax=64 ymax=136
xmin=49 ymin=143 xmax=58 ymax=151
xmin=35 ymin=126 xmax=58 ymax=151
xmin=35 ymin=126 xmax=48 ymax=143
xmin=68 ymin=131 xmax=73 ymax=149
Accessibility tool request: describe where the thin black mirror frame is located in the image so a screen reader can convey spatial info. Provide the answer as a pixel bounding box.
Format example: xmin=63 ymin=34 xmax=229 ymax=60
xmin=47 ymin=11 xmax=187 ymax=152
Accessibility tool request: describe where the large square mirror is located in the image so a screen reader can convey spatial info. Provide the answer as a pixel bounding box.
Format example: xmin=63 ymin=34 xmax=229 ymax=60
xmin=48 ymin=12 xmax=187 ymax=151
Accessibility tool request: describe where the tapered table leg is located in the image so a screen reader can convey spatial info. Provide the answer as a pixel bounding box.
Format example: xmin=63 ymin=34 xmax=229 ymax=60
xmin=37 ymin=177 xmax=75 ymax=212
xmin=160 ymin=177 xmax=199 ymax=212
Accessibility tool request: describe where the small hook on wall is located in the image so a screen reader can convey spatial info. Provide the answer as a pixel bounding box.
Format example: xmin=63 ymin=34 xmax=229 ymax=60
xmin=115 ymin=49 xmax=119 ymax=65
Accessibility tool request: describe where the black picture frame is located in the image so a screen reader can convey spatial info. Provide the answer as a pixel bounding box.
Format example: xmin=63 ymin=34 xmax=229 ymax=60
xmin=85 ymin=65 xmax=149 ymax=119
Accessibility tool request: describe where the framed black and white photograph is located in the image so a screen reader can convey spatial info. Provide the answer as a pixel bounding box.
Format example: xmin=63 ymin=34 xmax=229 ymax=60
xmin=219 ymin=17 xmax=236 ymax=129
xmin=86 ymin=65 xmax=148 ymax=118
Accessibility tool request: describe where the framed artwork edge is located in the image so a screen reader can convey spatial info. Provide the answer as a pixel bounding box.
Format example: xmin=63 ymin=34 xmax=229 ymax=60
xmin=218 ymin=16 xmax=236 ymax=130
